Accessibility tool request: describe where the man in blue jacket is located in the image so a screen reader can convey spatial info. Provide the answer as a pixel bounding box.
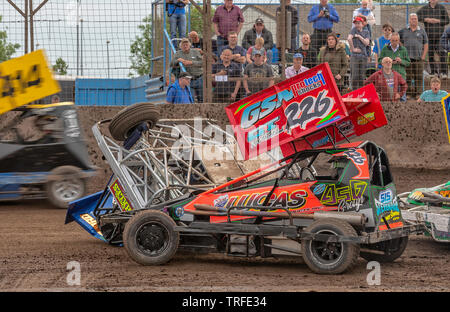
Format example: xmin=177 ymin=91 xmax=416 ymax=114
xmin=308 ymin=0 xmax=340 ymax=52
xmin=166 ymin=72 xmax=194 ymax=104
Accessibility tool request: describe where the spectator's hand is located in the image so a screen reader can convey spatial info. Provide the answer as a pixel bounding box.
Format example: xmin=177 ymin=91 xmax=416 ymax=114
xmin=217 ymin=70 xmax=227 ymax=76
xmin=417 ymin=98 xmax=423 ymax=104
xmin=394 ymin=93 xmax=401 ymax=101
xmin=231 ymin=92 xmax=237 ymax=100
xmin=245 ymin=89 xmax=251 ymax=95
xmin=318 ymin=10 xmax=325 ymax=17
xmin=395 ymin=57 xmax=402 ymax=64
xmin=335 ymin=74 xmax=341 ymax=80
xmin=353 ymin=48 xmax=362 ymax=53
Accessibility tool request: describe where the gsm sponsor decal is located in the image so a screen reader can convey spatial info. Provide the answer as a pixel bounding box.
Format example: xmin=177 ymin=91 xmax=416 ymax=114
xmin=110 ymin=179 xmax=133 ymax=212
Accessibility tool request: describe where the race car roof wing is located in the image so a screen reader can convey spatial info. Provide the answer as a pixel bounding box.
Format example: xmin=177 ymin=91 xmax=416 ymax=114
xmin=226 ymin=63 xmax=387 ymax=159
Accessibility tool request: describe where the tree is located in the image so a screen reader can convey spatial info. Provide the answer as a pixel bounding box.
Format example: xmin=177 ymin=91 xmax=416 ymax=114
xmin=53 ymin=57 xmax=68 ymax=75
xmin=0 ymin=16 xmax=20 ymax=63
xmin=129 ymin=14 xmax=152 ymax=77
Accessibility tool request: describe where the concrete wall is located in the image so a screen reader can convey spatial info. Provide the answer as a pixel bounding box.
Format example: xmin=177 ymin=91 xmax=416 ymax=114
xmin=75 ymin=100 xmax=450 ymax=172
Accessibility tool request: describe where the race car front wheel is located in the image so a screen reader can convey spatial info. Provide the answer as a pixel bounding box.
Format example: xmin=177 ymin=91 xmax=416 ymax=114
xmin=123 ymin=210 xmax=179 ymax=266
xmin=301 ymin=218 xmax=360 ymax=274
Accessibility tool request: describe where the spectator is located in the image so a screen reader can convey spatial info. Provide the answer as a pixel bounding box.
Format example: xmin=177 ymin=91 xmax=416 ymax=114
xmin=166 ymin=72 xmax=194 ymax=104
xmin=378 ymin=33 xmax=410 ymax=81
xmin=352 ymin=0 xmax=376 ymax=38
xmin=399 ymin=13 xmax=429 ymax=100
xmin=246 ymin=37 xmax=267 ymax=64
xmin=218 ymin=31 xmax=247 ymax=66
xmin=212 ymin=49 xmax=242 ymax=103
xmin=170 ymin=38 xmax=204 ymax=103
xmin=241 ymin=18 xmax=274 ymax=64
xmin=364 ymin=57 xmax=408 ymax=102
xmin=417 ymin=0 xmax=450 ymax=78
xmin=441 ymin=25 xmax=450 ymax=51
xmin=318 ymin=32 xmax=348 ymax=93
xmin=276 ymin=0 xmax=299 ymax=52
xmin=51 ymin=95 xmax=60 ymax=103
xmin=285 ymin=53 xmax=309 ymax=79
xmin=243 ymin=50 xmax=274 ymax=96
xmin=348 ymin=16 xmax=371 ymax=91
xmin=296 ymin=33 xmax=318 ymax=69
xmin=167 ymin=0 xmax=189 ymax=40
xmin=188 ymin=31 xmax=203 ymax=55
xmin=417 ymin=76 xmax=448 ymax=102
xmin=212 ymin=0 xmax=245 ymax=52
xmin=307 ymin=0 xmax=340 ymax=52
xmin=373 ymin=23 xmax=394 ymax=69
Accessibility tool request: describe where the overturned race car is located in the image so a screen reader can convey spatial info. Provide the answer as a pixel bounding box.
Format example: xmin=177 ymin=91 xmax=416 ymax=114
xmin=66 ymin=63 xmax=425 ymax=274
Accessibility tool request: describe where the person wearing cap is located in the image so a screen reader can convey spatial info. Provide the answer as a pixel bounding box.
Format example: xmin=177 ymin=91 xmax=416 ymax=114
xmin=348 ymin=15 xmax=371 ymax=90
xmin=373 ymin=23 xmax=394 ymax=69
xmin=307 ymin=0 xmax=340 ymax=52
xmin=276 ymin=0 xmax=299 ymax=52
xmin=364 ymin=57 xmax=407 ymax=103
xmin=285 ymin=53 xmax=309 ymax=79
xmin=213 ymin=0 xmax=245 ymax=52
xmin=352 ymin=0 xmax=375 ymax=38
xmin=243 ymin=49 xmax=274 ymax=95
xmin=318 ymin=32 xmax=348 ymax=93
xmin=166 ymin=72 xmax=194 ymax=104
xmin=242 ymin=18 xmax=274 ymax=64
xmin=170 ymin=38 xmax=204 ymax=103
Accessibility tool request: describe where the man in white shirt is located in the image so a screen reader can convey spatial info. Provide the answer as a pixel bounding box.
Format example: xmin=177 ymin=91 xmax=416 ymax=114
xmin=285 ymin=53 xmax=309 ymax=79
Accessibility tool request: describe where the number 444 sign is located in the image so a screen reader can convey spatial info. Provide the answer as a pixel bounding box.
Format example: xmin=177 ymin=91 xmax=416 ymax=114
xmin=0 ymin=49 xmax=60 ymax=114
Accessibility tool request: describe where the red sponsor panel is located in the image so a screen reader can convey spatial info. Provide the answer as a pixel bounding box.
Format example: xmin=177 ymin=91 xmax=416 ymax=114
xmin=279 ymin=84 xmax=387 ymax=157
xmin=226 ymin=63 xmax=348 ymax=160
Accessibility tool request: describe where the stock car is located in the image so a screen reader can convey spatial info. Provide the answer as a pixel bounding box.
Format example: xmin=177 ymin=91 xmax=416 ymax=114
xmin=66 ymin=63 xmax=424 ymax=274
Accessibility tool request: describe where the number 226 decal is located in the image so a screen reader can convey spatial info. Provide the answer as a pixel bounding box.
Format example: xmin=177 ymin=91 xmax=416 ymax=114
xmin=284 ymin=90 xmax=334 ymax=133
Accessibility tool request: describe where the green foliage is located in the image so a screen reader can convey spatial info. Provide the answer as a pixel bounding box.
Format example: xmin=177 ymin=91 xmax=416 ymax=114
xmin=53 ymin=57 xmax=68 ymax=75
xmin=129 ymin=14 xmax=152 ymax=77
xmin=0 ymin=16 xmax=20 ymax=63
xmin=189 ymin=6 xmax=215 ymax=37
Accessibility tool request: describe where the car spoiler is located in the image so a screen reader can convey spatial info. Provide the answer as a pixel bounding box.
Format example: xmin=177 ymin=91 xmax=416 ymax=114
xmin=226 ymin=63 xmax=387 ymax=160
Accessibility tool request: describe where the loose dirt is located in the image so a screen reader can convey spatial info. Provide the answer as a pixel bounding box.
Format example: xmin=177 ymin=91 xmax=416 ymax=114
xmin=0 ymin=167 xmax=448 ymax=292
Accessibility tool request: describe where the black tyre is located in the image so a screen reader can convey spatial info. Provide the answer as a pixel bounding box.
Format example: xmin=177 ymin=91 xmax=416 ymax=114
xmin=109 ymin=102 xmax=159 ymax=141
xmin=360 ymin=237 xmax=408 ymax=263
xmin=301 ymin=218 xmax=360 ymax=274
xmin=123 ymin=210 xmax=179 ymax=265
xmin=46 ymin=166 xmax=86 ymax=208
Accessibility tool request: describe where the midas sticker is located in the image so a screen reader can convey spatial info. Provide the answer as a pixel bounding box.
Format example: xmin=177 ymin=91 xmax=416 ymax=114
xmin=0 ymin=49 xmax=61 ymax=114
xmin=110 ymin=179 xmax=134 ymax=212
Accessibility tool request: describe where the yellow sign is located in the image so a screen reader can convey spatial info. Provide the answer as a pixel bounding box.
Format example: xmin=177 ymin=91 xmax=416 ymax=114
xmin=109 ymin=179 xmax=134 ymax=212
xmin=0 ymin=49 xmax=61 ymax=114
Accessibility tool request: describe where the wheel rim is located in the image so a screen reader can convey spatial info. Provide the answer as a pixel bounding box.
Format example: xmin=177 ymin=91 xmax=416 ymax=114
xmin=309 ymin=229 xmax=344 ymax=266
xmin=136 ymin=221 xmax=170 ymax=256
xmin=52 ymin=178 xmax=84 ymax=203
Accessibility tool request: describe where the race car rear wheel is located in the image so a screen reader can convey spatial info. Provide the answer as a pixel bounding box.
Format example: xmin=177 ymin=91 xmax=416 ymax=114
xmin=123 ymin=210 xmax=179 ymax=265
xmin=301 ymin=218 xmax=360 ymax=274
xmin=360 ymin=237 xmax=408 ymax=263
xmin=46 ymin=166 xmax=86 ymax=208
xmin=109 ymin=102 xmax=159 ymax=141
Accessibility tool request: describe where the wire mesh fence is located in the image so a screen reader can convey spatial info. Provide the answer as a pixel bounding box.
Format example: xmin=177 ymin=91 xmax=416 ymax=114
xmin=0 ymin=1 xmax=449 ymax=104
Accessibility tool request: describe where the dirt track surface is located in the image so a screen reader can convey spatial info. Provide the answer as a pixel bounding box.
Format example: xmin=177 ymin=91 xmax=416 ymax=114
xmin=0 ymin=168 xmax=448 ymax=292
